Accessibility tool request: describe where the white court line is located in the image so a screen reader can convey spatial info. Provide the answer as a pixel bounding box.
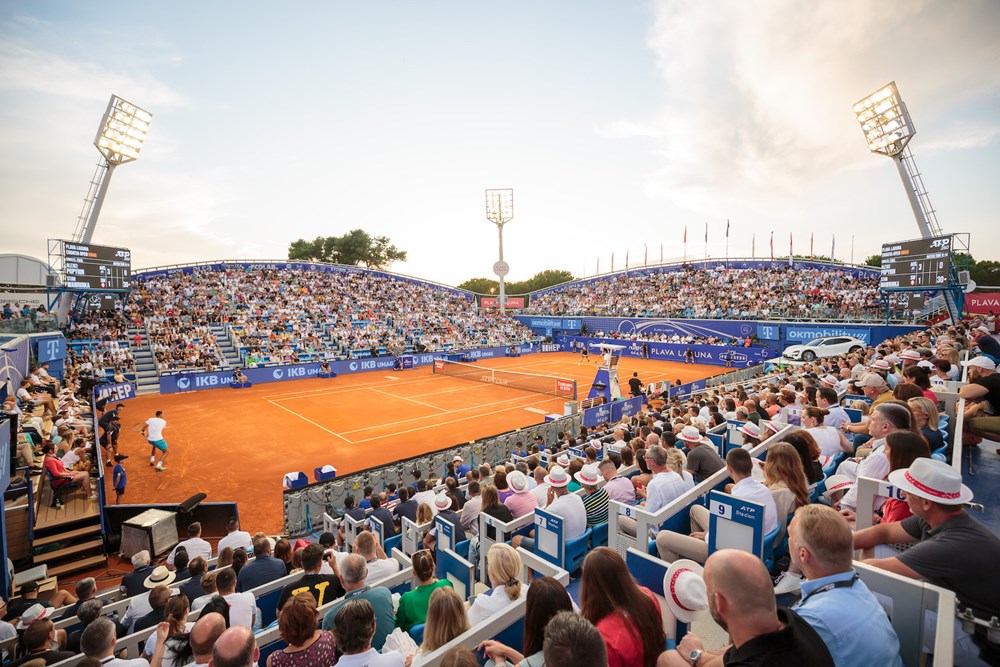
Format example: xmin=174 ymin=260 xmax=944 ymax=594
xmin=367 ymin=387 xmax=446 ymax=411
xmin=338 ymin=392 xmax=553 ymax=435
xmin=262 ymin=397 xmax=353 ymax=443
xmin=349 ymin=396 xmax=559 ymax=444
xmin=263 ymin=373 xmax=451 ymax=401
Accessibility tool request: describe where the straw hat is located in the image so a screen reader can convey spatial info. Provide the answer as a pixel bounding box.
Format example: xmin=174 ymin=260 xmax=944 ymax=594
xmin=663 ymin=559 xmax=708 ymax=623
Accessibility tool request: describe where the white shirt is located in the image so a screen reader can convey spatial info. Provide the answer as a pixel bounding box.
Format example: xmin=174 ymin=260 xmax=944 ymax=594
xmin=545 ymin=491 xmax=587 ymax=540
xmin=145 ymin=417 xmax=167 ymax=440
xmin=531 ymin=482 xmax=550 ymax=508
xmin=731 ymin=477 xmax=779 ymax=535
xmin=822 ymin=405 xmax=850 ymax=430
xmin=168 ymin=537 xmax=213 ymax=565
xmin=807 ymin=426 xmax=845 ymax=458
xmin=645 ymin=470 xmax=690 ymax=514
xmin=838 ymin=439 xmax=890 ymax=511
xmin=222 ymin=591 xmax=256 ymax=628
xmin=336 ymin=649 xmax=404 ymax=667
xmin=121 ymin=592 xmax=153 ymax=633
xmin=217 ymin=530 xmax=254 ymax=555
xmin=467 ymin=583 xmax=527 ymax=626
xmin=365 ymin=557 xmax=400 ymax=582
xmin=412 ymin=490 xmax=437 ymax=516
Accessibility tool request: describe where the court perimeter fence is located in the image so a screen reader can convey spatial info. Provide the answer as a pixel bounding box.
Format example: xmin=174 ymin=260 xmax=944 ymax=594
xmin=282 ymin=395 xmax=647 ymax=536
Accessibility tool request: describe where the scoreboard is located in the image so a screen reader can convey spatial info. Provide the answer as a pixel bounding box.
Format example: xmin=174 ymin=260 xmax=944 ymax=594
xmin=879 ymin=235 xmax=951 ymax=290
xmin=63 ymin=241 xmax=132 ymax=290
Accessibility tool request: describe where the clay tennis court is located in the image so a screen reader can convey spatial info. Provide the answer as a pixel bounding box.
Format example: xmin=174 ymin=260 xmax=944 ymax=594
xmin=105 ymin=353 xmax=725 ymax=533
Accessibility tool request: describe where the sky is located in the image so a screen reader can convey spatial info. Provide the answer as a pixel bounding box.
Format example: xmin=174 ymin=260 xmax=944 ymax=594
xmin=1 ymin=1 xmax=999 ymax=288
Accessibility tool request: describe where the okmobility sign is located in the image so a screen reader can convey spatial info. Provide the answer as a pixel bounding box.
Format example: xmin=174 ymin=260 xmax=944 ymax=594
xmin=159 ymin=346 xmax=521 ymax=394
xmin=784 ymin=326 xmax=872 ymax=345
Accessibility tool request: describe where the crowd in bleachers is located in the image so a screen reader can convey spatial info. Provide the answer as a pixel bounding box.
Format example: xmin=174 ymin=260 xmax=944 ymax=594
xmin=4 ymin=317 xmax=1000 ymax=665
xmin=524 ymin=265 xmax=890 ymax=320
xmin=63 ymin=313 xmax=138 ymax=378
xmin=128 ymin=266 xmax=538 ymax=371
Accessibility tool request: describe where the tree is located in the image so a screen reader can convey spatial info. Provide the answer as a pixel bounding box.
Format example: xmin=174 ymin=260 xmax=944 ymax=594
xmin=864 ymin=254 xmax=882 ymax=267
xmin=457 ymin=269 xmax=576 ymax=295
xmin=287 ymin=230 xmax=407 ymax=269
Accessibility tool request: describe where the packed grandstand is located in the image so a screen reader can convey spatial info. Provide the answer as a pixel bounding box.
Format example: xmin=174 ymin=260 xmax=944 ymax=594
xmin=4 ymin=259 xmax=1000 ymax=667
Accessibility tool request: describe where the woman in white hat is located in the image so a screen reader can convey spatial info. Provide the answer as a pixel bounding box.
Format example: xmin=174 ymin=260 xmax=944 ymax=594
xmin=503 ymin=471 xmax=538 ymax=519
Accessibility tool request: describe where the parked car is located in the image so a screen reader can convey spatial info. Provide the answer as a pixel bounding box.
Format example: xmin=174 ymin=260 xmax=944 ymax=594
xmin=782 ymin=336 xmax=866 ymax=362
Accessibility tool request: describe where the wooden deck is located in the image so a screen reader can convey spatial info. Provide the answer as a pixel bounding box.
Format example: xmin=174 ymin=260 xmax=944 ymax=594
xmin=32 ymin=470 xmax=100 ymax=530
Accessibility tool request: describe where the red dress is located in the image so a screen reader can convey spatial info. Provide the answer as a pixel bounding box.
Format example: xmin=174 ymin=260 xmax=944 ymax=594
xmin=595 ymin=587 xmax=661 ymax=667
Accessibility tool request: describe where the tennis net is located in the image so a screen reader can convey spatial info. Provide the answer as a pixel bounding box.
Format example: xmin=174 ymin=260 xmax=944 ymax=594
xmin=432 ymin=358 xmax=577 ymax=399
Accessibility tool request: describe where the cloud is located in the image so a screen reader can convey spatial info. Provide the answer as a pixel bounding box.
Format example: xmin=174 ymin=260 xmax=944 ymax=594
xmin=628 ymin=0 xmax=1000 ymax=215
xmin=0 ymin=41 xmax=187 ymax=109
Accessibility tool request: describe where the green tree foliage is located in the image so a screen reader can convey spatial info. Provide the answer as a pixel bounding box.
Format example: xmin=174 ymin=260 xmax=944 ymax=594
xmin=864 ymin=254 xmax=882 ymax=267
xmin=457 ymin=269 xmax=575 ymax=294
xmin=287 ymin=230 xmax=407 ymax=269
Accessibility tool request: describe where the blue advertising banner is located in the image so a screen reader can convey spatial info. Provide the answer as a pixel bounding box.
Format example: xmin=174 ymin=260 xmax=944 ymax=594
xmin=94 ymin=381 xmax=136 ymax=403
xmin=158 ymin=346 xmax=521 ymax=394
xmin=580 ymin=395 xmax=646 ymax=428
xmin=755 ymin=324 xmax=780 ymax=341
xmin=566 ymin=336 xmax=775 ymax=368
xmin=35 ymin=334 xmax=66 ymax=363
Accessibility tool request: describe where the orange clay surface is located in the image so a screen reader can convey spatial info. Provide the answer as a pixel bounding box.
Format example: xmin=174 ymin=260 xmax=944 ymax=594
xmin=106 ymin=353 xmax=724 ymax=533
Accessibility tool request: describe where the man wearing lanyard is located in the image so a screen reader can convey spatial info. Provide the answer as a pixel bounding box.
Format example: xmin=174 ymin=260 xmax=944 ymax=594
xmin=788 ymin=505 xmax=902 ymax=666
xmin=321 ymin=554 xmax=395 ymax=651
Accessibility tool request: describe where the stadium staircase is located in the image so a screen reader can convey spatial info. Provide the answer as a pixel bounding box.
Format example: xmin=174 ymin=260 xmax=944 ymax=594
xmin=129 ymin=328 xmax=160 ymax=396
xmin=210 ymin=323 xmax=242 ymax=368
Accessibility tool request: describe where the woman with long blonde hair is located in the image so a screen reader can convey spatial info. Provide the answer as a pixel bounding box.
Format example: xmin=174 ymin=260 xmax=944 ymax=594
xmin=763 ymin=443 xmax=810 ymax=542
xmin=410 ymin=587 xmax=470 ymax=666
xmin=467 ymin=544 xmax=525 ymax=626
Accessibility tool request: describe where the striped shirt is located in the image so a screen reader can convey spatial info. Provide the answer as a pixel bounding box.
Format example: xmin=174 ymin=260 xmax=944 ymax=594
xmin=581 ymin=488 xmax=610 ymax=528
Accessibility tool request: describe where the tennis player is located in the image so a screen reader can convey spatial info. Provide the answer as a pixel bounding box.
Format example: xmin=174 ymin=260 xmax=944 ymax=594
xmin=578 ymin=343 xmax=590 ymax=365
xmin=142 ymin=410 xmax=170 ymax=471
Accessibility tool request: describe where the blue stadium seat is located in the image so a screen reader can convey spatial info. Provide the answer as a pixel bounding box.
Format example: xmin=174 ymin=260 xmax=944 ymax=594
xmin=565 ymin=528 xmax=592 ymax=575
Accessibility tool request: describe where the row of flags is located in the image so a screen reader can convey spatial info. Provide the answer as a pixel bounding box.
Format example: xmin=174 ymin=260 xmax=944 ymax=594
xmin=600 ymin=222 xmax=850 ymax=273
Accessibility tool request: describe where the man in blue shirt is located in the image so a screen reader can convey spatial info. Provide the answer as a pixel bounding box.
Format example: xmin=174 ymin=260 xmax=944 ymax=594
xmin=790 ymin=505 xmax=902 ymax=667
xmin=236 ymin=537 xmax=288 ymax=592
xmin=453 ymin=455 xmax=471 ymax=478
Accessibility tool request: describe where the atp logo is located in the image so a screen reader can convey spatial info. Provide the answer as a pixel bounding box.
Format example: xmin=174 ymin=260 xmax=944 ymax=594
xmin=176 ymin=378 xmax=191 ymax=390
xmin=273 ymin=369 xmax=284 ymax=379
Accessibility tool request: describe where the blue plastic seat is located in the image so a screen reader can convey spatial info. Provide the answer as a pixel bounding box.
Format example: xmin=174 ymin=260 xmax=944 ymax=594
xmin=566 ymin=528 xmax=592 ymax=575
xmin=384 ymin=533 xmax=402 ymax=554
xmin=455 ymin=539 xmax=471 ymax=561
xmin=762 ymin=525 xmax=781 ymax=571
xmin=590 ymin=522 xmax=609 ymax=548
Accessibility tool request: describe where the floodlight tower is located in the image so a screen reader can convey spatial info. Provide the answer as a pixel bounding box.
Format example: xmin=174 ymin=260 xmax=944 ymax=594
xmin=852 ymin=82 xmax=942 ymax=240
xmin=58 ymin=95 xmax=152 ymax=321
xmin=485 ymin=188 xmax=514 ymax=315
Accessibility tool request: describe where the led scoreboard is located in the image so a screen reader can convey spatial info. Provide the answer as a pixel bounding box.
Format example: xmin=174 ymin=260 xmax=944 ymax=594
xmin=63 ymin=241 xmax=132 ymax=290
xmin=879 ymin=235 xmax=952 ymax=290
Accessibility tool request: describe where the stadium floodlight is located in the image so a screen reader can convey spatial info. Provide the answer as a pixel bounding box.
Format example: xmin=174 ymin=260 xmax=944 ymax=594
xmin=485 ymin=188 xmax=514 ymax=315
xmin=59 ymin=94 xmax=152 ymax=323
xmin=852 ymin=81 xmax=939 ymax=240
xmin=94 ymin=95 xmax=153 ymax=166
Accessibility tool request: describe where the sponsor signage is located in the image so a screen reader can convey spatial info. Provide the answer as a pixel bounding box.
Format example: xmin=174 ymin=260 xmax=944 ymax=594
xmin=161 ymin=347 xmax=516 ymax=394
xmin=94 ymin=381 xmax=136 ymax=403
xmin=480 ymin=297 xmax=525 ymax=309
xmin=570 ymin=337 xmax=773 ymax=368
xmin=784 ymin=326 xmax=871 ymax=344
xmin=966 ymin=292 xmax=1000 ymax=315
xmin=581 ymin=396 xmax=645 ymax=428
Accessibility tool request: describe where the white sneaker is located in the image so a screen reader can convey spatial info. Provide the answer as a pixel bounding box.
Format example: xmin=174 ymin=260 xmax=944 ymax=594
xmin=155 ymin=464 xmax=166 ymax=471
xmin=773 ymin=571 xmax=803 ymax=595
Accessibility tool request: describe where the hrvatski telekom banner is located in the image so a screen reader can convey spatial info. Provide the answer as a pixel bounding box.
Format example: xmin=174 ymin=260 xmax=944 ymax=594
xmin=965 ymin=292 xmax=1000 ymax=315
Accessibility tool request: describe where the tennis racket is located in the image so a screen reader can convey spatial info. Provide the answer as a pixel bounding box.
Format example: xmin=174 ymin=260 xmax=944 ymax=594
xmin=131 ymin=423 xmax=145 ymax=433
